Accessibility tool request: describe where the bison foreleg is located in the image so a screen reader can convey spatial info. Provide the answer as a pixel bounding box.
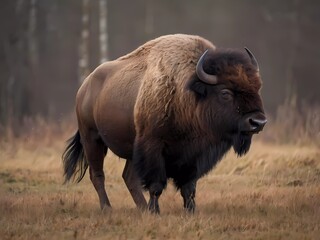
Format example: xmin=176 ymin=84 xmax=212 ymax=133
xmin=133 ymin=137 xmax=167 ymax=214
xmin=148 ymin=183 xmax=163 ymax=214
xmin=122 ymin=159 xmax=147 ymax=210
xmin=181 ymin=180 xmax=197 ymax=213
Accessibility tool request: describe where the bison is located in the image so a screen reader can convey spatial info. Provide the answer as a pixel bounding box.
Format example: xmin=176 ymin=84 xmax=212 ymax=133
xmin=63 ymin=34 xmax=267 ymax=214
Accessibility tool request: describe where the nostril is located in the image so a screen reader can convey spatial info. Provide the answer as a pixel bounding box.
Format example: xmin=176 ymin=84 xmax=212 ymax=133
xmin=241 ymin=113 xmax=267 ymax=133
xmin=249 ymin=118 xmax=267 ymax=128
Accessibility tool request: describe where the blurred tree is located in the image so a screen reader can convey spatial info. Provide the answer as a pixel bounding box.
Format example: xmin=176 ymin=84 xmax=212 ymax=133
xmin=79 ymin=0 xmax=90 ymax=81
xmin=0 ymin=0 xmax=30 ymax=133
xmin=0 ymin=0 xmax=84 ymax=133
xmin=99 ymin=0 xmax=109 ymax=63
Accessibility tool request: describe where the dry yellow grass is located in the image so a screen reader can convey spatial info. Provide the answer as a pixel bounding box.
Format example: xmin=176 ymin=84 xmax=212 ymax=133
xmin=0 ymin=123 xmax=320 ymax=240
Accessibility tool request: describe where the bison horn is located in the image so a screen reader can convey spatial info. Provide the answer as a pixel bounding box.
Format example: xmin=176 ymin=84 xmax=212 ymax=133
xmin=196 ymin=49 xmax=218 ymax=85
xmin=244 ymin=47 xmax=259 ymax=72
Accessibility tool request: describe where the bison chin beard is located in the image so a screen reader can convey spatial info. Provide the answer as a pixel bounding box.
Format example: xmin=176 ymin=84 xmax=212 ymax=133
xmin=232 ymin=133 xmax=252 ymax=156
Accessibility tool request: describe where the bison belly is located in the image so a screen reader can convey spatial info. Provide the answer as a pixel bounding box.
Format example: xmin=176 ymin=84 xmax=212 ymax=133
xmin=96 ymin=106 xmax=135 ymax=159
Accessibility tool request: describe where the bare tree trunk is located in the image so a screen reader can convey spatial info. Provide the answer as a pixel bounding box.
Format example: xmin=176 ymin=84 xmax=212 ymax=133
xmin=27 ymin=0 xmax=40 ymax=118
xmin=79 ymin=0 xmax=90 ymax=83
xmin=0 ymin=1 xmax=16 ymax=132
xmin=99 ymin=0 xmax=108 ymax=63
xmin=28 ymin=0 xmax=38 ymax=68
xmin=1 ymin=0 xmax=30 ymax=135
xmin=284 ymin=0 xmax=301 ymax=105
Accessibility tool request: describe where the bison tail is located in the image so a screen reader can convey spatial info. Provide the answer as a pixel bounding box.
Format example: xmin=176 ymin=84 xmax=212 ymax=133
xmin=62 ymin=130 xmax=88 ymax=183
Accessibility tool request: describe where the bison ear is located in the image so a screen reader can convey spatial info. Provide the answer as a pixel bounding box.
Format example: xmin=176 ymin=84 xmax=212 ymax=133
xmin=188 ymin=78 xmax=209 ymax=98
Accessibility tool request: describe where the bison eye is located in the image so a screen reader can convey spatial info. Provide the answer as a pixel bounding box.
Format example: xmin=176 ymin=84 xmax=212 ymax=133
xmin=220 ymin=89 xmax=234 ymax=102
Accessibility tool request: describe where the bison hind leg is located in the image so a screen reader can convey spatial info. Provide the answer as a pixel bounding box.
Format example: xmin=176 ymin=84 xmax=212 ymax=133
xmin=80 ymin=129 xmax=111 ymax=210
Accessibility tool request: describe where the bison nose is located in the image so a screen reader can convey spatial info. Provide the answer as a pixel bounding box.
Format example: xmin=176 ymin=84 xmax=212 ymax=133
xmin=249 ymin=117 xmax=267 ymax=132
xmin=241 ymin=112 xmax=267 ymax=134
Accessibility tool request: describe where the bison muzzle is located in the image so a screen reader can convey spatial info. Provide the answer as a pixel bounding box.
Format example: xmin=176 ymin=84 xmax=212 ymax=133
xmin=63 ymin=34 xmax=267 ymax=214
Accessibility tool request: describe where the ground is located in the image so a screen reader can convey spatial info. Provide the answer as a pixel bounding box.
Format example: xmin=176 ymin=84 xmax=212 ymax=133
xmin=0 ymin=126 xmax=320 ymax=240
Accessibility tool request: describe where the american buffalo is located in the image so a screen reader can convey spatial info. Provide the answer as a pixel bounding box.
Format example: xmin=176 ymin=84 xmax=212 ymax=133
xmin=63 ymin=34 xmax=267 ymax=213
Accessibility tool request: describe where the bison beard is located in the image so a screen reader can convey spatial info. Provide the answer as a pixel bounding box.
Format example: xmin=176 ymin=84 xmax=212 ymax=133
xmin=233 ymin=133 xmax=252 ymax=156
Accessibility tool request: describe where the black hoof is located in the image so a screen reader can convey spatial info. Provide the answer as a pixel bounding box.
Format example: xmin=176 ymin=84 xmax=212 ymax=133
xmin=148 ymin=196 xmax=160 ymax=214
xmin=184 ymin=198 xmax=195 ymax=214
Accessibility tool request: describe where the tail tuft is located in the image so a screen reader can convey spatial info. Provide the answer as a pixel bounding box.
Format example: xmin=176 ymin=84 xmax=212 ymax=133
xmin=62 ymin=131 xmax=88 ymax=183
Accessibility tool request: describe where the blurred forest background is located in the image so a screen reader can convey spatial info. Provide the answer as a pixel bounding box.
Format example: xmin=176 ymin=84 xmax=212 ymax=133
xmin=0 ymin=0 xmax=319 ymax=137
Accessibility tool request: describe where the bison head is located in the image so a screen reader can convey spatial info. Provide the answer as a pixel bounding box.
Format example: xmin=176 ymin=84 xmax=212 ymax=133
xmin=189 ymin=48 xmax=267 ymax=156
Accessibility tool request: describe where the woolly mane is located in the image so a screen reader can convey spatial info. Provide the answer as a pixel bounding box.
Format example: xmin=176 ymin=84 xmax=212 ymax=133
xmin=133 ymin=34 xmax=216 ymax=134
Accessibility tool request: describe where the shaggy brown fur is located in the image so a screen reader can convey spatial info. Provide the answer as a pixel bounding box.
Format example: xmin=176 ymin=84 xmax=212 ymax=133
xmin=134 ymin=34 xmax=216 ymax=135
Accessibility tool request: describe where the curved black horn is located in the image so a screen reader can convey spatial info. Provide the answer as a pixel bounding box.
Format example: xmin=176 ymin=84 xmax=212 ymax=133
xmin=196 ymin=49 xmax=218 ymax=85
xmin=244 ymin=47 xmax=259 ymax=71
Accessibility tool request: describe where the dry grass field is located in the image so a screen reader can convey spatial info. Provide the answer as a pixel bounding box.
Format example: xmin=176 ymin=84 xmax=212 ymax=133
xmin=1 ymin=116 xmax=320 ymax=240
